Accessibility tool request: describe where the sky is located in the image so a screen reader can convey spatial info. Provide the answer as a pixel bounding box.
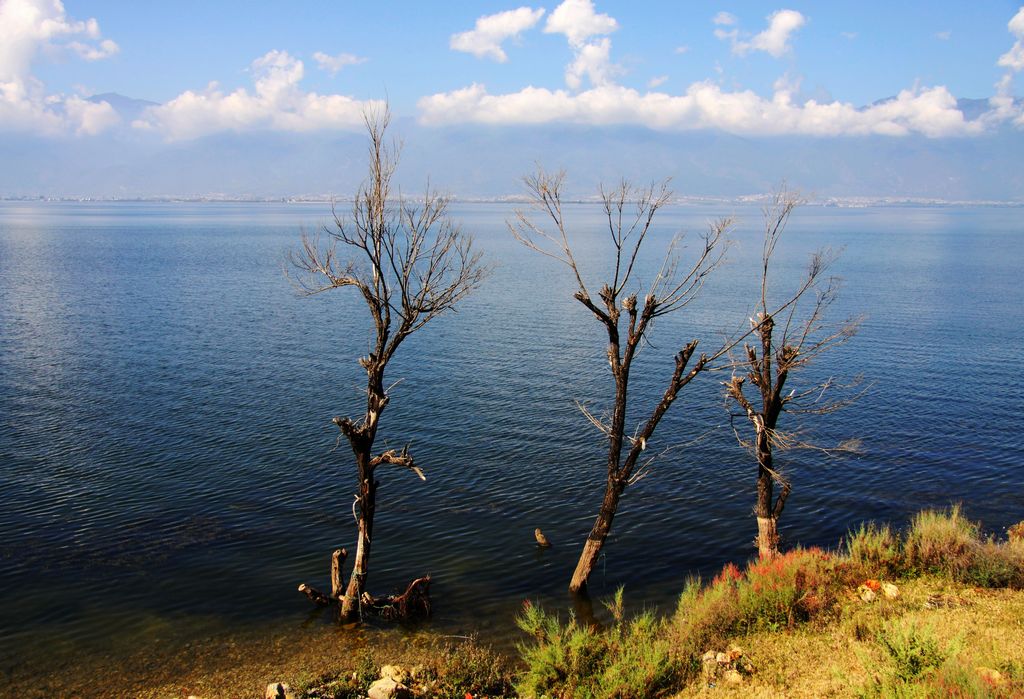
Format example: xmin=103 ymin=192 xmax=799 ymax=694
xmin=2 ymin=1 xmax=1024 ymax=198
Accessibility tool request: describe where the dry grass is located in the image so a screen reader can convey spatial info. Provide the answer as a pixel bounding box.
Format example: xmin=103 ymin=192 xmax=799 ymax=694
xmin=671 ymin=578 xmax=1024 ymax=698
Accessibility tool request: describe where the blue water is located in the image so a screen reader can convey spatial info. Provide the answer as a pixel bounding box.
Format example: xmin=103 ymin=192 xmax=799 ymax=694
xmin=1 ymin=201 xmax=1022 ymax=677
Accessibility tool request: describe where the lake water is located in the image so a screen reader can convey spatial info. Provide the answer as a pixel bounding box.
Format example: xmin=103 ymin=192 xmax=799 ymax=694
xmin=1 ymin=201 xmax=1022 ymax=686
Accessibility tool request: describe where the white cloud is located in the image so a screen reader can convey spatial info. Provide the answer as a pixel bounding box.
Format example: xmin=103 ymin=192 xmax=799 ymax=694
xmin=136 ymin=50 xmax=382 ymax=140
xmin=0 ymin=0 xmax=120 ymax=136
xmin=841 ymin=31 xmax=858 ymax=40
xmin=674 ymin=45 xmax=690 ymax=54
xmin=63 ymin=95 xmax=119 ymax=135
xmin=418 ymin=81 xmax=990 ymax=138
xmin=67 ymin=38 xmax=119 ymax=61
xmin=719 ymin=9 xmax=806 ymax=58
xmin=540 ymin=0 xmax=622 ymax=91
xmin=648 ymin=75 xmax=668 ymax=89
xmin=713 ymin=27 xmax=738 ymax=43
xmin=712 ymin=11 xmax=737 ymax=26
xmin=313 ymin=51 xmax=366 ymax=75
xmin=997 ymin=7 xmax=1024 ymax=71
xmin=450 ymin=7 xmax=546 ymax=62
xmin=935 ymin=30 xmax=952 ymax=41
xmin=739 ymin=9 xmax=805 ymax=56
xmin=544 ymin=0 xmax=617 ymax=48
xmin=565 ymin=37 xmax=621 ymax=89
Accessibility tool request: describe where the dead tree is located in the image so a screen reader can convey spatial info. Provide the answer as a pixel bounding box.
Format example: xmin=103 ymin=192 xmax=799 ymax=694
xmin=290 ymin=105 xmax=486 ymax=620
xmin=725 ymin=191 xmax=862 ymax=559
xmin=511 ymin=169 xmax=729 ymax=594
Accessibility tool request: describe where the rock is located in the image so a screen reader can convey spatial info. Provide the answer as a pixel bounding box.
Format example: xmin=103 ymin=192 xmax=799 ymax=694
xmin=535 ymin=528 xmax=552 ymax=547
xmin=265 ymin=683 xmax=295 ymax=699
xmin=881 ymin=582 xmax=899 ymax=599
xmin=858 ymin=585 xmax=877 ymax=603
xmin=976 ymin=666 xmax=1005 ymax=685
xmin=701 ymin=650 xmax=717 ymax=664
xmin=724 ymin=669 xmax=744 ymax=685
xmin=368 ymin=677 xmax=411 ymax=699
xmin=727 ymin=644 xmax=744 ymax=661
xmin=380 ymin=664 xmax=410 ymax=684
xmin=715 ymin=651 xmax=730 ymax=664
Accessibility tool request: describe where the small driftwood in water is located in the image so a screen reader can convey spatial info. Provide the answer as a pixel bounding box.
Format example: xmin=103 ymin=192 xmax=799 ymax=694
xmin=298 ymin=548 xmax=349 ymax=607
xmin=360 ymin=575 xmax=432 ymax=620
xmin=331 ymin=548 xmax=347 ymax=598
xmin=298 ymin=583 xmax=334 ymax=607
xmin=534 ymin=528 xmax=552 ymax=547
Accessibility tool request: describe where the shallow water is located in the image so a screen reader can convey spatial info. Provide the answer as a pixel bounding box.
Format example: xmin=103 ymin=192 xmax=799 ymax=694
xmin=1 ymin=201 xmax=1022 ymax=681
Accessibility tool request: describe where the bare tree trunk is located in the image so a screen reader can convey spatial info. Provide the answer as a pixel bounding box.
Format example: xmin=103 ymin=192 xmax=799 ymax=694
xmin=570 ymin=476 xmax=624 ymax=593
xmin=756 ymin=514 xmax=779 ymax=560
xmin=755 ymin=484 xmax=779 ymax=559
xmin=341 ymin=450 xmax=377 ymax=620
xmin=753 ymin=424 xmax=791 ymax=559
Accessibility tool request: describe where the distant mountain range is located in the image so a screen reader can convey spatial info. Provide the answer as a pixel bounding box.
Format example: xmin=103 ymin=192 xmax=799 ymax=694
xmin=1 ymin=93 xmax=1020 ymax=202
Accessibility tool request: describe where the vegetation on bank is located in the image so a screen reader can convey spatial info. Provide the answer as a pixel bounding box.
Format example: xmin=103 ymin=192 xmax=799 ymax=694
xmin=292 ymin=507 xmax=1024 ymax=699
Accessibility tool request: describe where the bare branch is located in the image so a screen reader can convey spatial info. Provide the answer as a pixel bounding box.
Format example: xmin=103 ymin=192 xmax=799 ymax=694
xmin=576 ymin=400 xmax=612 ymax=437
xmin=370 ymin=445 xmax=425 ymax=481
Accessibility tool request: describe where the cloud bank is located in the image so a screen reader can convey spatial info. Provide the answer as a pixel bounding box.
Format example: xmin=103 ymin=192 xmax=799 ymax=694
xmin=135 ymin=50 xmax=381 ymax=140
xmin=418 ymin=81 xmax=986 ymax=137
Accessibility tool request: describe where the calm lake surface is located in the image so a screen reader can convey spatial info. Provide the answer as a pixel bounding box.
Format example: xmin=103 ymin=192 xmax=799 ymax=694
xmin=1 ymin=201 xmax=1022 ymax=681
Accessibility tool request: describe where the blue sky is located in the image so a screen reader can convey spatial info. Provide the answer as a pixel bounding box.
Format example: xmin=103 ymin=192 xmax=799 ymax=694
xmin=4 ymin=1 xmax=1024 ymax=139
xmin=25 ymin=2 xmax=1020 ymax=103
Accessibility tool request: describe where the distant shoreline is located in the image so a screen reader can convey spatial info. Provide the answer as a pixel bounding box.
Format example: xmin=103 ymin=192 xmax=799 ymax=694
xmin=2 ymin=196 xmax=1023 ymax=208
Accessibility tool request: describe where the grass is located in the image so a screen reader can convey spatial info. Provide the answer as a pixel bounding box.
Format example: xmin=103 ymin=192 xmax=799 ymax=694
xmin=671 ymin=577 xmax=1024 ymax=698
xmin=514 ymin=588 xmax=680 ymax=698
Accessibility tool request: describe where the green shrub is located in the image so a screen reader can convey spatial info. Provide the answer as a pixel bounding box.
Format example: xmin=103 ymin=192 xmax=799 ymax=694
xmin=847 ymin=522 xmax=903 ymax=578
xmin=670 ymin=574 xmax=742 ymax=674
xmin=877 ymin=620 xmax=959 ymax=684
xmin=898 ymin=506 xmax=1024 ymax=588
xmin=904 ymin=505 xmax=978 ymax=578
xmin=516 ymin=590 xmax=680 ymax=699
xmin=860 ymin=626 xmax=1019 ymax=695
xmin=966 ymin=539 xmax=1024 ymax=589
xmin=739 ymin=547 xmax=842 ymax=630
xmin=425 ymin=639 xmax=513 ymax=697
xmin=1007 ymin=521 xmax=1024 ymax=545
xmin=669 ymin=547 xmax=850 ymax=681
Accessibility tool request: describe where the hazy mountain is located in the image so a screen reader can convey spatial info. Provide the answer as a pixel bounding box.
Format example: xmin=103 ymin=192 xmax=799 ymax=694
xmin=2 ymin=97 xmax=1022 ymax=202
xmin=86 ymin=93 xmax=160 ymax=122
